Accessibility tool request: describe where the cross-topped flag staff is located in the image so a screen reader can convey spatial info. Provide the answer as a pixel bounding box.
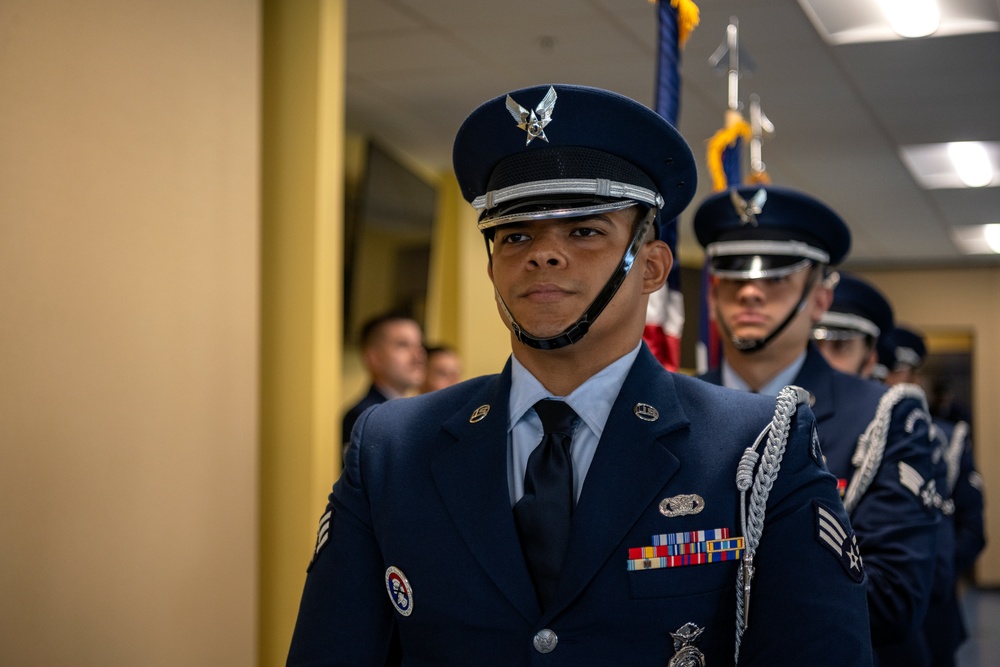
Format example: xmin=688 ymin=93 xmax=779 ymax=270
xmin=748 ymin=94 xmax=774 ymax=185
xmin=706 ymin=17 xmax=753 ymax=192
xmin=699 ymin=16 xmax=755 ymax=373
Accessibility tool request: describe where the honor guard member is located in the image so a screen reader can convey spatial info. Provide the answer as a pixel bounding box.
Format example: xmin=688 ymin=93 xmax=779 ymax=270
xmin=694 ymin=186 xmax=939 ymax=664
xmin=342 ymin=312 xmax=426 ymax=454
xmin=812 ymin=272 xmax=894 ymax=380
xmin=287 ymin=85 xmax=872 ymax=666
xmin=872 ymin=328 xmax=899 ymax=383
xmin=814 ymin=280 xmax=951 ymax=666
xmin=886 ymin=326 xmax=986 ymax=666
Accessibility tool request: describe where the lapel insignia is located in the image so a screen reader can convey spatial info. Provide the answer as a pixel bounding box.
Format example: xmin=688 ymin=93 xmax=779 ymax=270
xmin=633 ymin=403 xmax=659 ymax=422
xmin=627 ymin=528 xmax=743 ymax=570
xmin=659 ymin=493 xmax=705 ymax=517
xmin=506 ymin=86 xmax=557 ymax=145
xmin=668 ymin=622 xmax=706 ymax=667
xmin=469 ymin=404 xmax=490 ymax=423
xmin=385 ymin=566 xmax=414 ymax=617
xmin=730 ymin=188 xmax=767 ymax=226
xmin=814 ymin=501 xmax=864 ymax=582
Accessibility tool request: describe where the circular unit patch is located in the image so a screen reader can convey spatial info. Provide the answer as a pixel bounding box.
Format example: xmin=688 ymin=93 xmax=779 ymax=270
xmin=385 ymin=566 xmax=414 ymax=617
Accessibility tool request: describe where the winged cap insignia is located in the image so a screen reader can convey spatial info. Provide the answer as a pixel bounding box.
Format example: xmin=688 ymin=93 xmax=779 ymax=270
xmin=506 ymin=86 xmax=557 ymax=145
xmin=730 ymin=188 xmax=767 ymax=226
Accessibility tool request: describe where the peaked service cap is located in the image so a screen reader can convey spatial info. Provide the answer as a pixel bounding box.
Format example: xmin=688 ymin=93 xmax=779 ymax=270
xmin=694 ymin=185 xmax=851 ymax=279
xmin=452 ymin=84 xmax=697 ymax=232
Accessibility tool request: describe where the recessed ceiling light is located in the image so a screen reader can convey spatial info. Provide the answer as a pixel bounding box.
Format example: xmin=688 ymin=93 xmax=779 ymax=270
xmin=951 ymin=224 xmax=1000 ymax=254
xmin=900 ymin=142 xmax=1000 ymax=189
xmin=797 ymin=0 xmax=999 ymax=45
xmin=985 ymin=225 xmax=1000 ymax=254
xmin=948 ymin=142 xmax=994 ymax=188
xmin=877 ymin=0 xmax=940 ymax=38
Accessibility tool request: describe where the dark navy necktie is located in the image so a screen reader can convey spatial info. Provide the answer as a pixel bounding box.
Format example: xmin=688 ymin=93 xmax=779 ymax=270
xmin=514 ymin=399 xmax=578 ymax=610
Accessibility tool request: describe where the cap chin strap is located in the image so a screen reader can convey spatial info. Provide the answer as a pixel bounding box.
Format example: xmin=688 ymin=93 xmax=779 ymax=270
xmin=717 ymin=264 xmax=822 ymax=354
xmin=485 ymin=210 xmax=653 ymax=351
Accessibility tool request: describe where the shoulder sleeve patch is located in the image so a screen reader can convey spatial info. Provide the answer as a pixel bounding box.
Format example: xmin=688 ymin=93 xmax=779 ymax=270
xmin=814 ymin=500 xmax=864 ymax=582
xmin=970 ymin=471 xmax=984 ymax=493
xmin=809 ymin=425 xmax=826 ymax=468
xmin=307 ymin=508 xmax=333 ymax=573
xmin=899 ymin=460 xmax=942 ymax=510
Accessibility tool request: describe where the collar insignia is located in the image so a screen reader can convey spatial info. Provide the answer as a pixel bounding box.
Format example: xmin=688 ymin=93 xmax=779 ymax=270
xmin=730 ymin=188 xmax=767 ymax=226
xmin=469 ymin=404 xmax=490 ymax=423
xmin=506 ymin=86 xmax=557 ymax=145
xmin=634 ymin=403 xmax=659 ymax=422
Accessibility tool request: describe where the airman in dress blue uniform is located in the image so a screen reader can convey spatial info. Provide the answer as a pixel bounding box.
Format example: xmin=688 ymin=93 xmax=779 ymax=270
xmin=812 ymin=272 xmax=894 ymax=380
xmin=886 ymin=326 xmax=986 ymax=666
xmin=287 ymin=86 xmax=872 ymax=666
xmin=693 ymin=186 xmax=939 ymax=665
xmin=813 ymin=275 xmax=955 ymax=665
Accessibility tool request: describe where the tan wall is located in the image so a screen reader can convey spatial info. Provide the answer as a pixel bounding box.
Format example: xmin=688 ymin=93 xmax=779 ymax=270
xmin=857 ymin=266 xmax=1000 ymax=585
xmin=0 ymin=1 xmax=260 ymax=665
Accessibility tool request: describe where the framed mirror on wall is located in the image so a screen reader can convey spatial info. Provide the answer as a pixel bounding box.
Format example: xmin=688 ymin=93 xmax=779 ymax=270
xmin=344 ymin=140 xmax=436 ymax=346
xmin=922 ymin=330 xmax=974 ymax=427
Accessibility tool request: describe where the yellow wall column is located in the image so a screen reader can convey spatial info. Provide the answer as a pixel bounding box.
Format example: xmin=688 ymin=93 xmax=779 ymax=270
xmin=260 ymin=1 xmax=345 ymax=664
xmin=427 ymin=175 xmax=511 ymax=378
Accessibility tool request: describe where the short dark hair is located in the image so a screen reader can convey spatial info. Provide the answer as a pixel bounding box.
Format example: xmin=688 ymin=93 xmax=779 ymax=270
xmin=359 ymin=311 xmax=420 ymax=349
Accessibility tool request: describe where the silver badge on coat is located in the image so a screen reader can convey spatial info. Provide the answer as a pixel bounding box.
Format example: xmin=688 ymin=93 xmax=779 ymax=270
xmin=660 ymin=494 xmax=705 ymax=518
xmin=668 ymin=622 xmax=706 ymax=667
xmin=634 ymin=403 xmax=659 ymax=422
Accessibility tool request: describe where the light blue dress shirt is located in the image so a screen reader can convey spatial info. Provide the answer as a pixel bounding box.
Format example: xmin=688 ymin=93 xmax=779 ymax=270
xmin=507 ymin=343 xmax=642 ymax=506
xmin=721 ymin=349 xmax=807 ymax=397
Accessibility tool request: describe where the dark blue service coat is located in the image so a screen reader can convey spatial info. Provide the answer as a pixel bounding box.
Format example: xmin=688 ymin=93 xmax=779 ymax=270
xmin=702 ymin=345 xmax=939 ymax=660
xmin=923 ymin=418 xmax=986 ymax=667
xmin=289 ymin=347 xmax=872 ymax=666
xmin=342 ymin=384 xmax=389 ymax=449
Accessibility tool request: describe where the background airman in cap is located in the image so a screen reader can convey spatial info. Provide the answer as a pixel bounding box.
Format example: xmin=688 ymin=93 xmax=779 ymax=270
xmin=815 ymin=282 xmax=960 ymax=665
xmin=883 ymin=325 xmax=986 ymax=666
xmin=812 ymin=272 xmax=895 ymax=379
xmin=694 ymin=185 xmax=939 ymax=663
xmin=288 ymin=86 xmax=871 ymax=665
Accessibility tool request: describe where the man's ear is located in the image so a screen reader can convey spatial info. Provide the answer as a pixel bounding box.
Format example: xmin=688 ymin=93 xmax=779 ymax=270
xmin=811 ymin=281 xmax=834 ymax=323
xmin=861 ymin=347 xmax=878 ymax=378
xmin=640 ymin=240 xmax=672 ymax=295
xmin=706 ymin=278 xmax=719 ymax=322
